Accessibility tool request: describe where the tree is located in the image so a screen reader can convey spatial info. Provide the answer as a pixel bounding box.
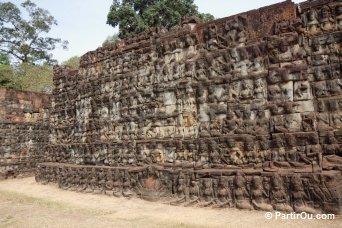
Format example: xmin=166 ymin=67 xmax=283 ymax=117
xmin=107 ymin=0 xmax=214 ymax=38
xmin=12 ymin=63 xmax=53 ymax=92
xmin=102 ymin=34 xmax=120 ymax=47
xmin=0 ymin=0 xmax=68 ymax=64
xmin=62 ymin=56 xmax=80 ymax=69
xmin=0 ymin=52 xmax=53 ymax=92
xmin=0 ymin=53 xmax=20 ymax=89
xmin=0 ymin=52 xmax=9 ymax=65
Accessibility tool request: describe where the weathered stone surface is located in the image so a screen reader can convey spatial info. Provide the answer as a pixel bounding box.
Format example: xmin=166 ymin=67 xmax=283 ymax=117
xmin=37 ymin=0 xmax=342 ymax=214
xmin=0 ymin=88 xmax=50 ymax=179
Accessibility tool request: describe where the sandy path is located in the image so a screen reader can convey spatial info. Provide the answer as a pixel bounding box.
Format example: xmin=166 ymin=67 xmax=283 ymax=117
xmin=0 ymin=177 xmax=340 ymax=228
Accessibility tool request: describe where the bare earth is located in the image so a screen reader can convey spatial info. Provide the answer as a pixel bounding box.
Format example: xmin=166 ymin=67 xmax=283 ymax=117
xmin=0 ymin=177 xmax=340 ymax=228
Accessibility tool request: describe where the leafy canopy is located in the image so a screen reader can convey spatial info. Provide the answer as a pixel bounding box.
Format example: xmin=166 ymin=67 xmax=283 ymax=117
xmin=0 ymin=0 xmax=68 ymax=64
xmin=13 ymin=62 xmax=53 ymax=92
xmin=0 ymin=53 xmax=53 ymax=92
xmin=0 ymin=53 xmax=19 ymax=89
xmin=107 ymin=0 xmax=214 ymax=38
xmin=62 ymin=56 xmax=80 ymax=69
xmin=102 ymin=33 xmax=120 ymax=47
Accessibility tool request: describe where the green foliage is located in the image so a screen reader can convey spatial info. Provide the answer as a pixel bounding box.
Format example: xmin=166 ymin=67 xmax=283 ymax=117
xmin=0 ymin=1 xmax=61 ymax=93
xmin=0 ymin=0 xmax=68 ymax=64
xmin=0 ymin=53 xmax=20 ymax=89
xmin=102 ymin=34 xmax=120 ymax=47
xmin=107 ymin=0 xmax=214 ymax=38
xmin=0 ymin=52 xmax=10 ymax=65
xmin=0 ymin=65 xmax=20 ymax=90
xmin=198 ymin=13 xmax=214 ymax=23
xmin=0 ymin=53 xmax=53 ymax=92
xmin=62 ymin=56 xmax=80 ymax=69
xmin=12 ymin=63 xmax=53 ymax=92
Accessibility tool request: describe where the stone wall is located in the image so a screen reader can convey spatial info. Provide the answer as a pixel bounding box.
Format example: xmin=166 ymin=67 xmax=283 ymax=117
xmin=37 ymin=0 xmax=342 ymax=214
xmin=0 ymin=88 xmax=50 ymax=179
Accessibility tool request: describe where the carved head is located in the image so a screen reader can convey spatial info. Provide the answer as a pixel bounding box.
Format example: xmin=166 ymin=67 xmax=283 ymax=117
xmin=185 ymin=34 xmax=194 ymax=47
xmin=185 ymin=61 xmax=195 ymax=71
xmin=252 ymin=176 xmax=263 ymax=188
xmin=209 ymin=140 xmax=218 ymax=151
xmin=226 ymin=109 xmax=235 ymax=120
xmin=224 ymin=20 xmax=231 ymax=31
xmin=272 ymin=174 xmax=283 ymax=190
xmin=239 ymin=48 xmax=248 ymax=60
xmin=234 ymin=174 xmax=246 ymax=188
xmin=226 ymin=138 xmax=236 ymax=148
xmin=337 ymin=5 xmax=342 ymax=15
xmin=321 ymin=6 xmax=331 ymax=19
xmin=311 ymin=38 xmax=320 ymax=51
xmin=286 ymin=134 xmax=297 ymax=147
xmin=219 ymin=177 xmax=229 ymax=188
xmin=317 ymin=100 xmax=325 ymax=112
xmin=279 ymin=40 xmax=288 ymax=53
xmin=291 ymin=174 xmax=303 ymax=191
xmin=243 ymin=108 xmax=251 ymax=119
xmin=327 ymin=131 xmax=337 ymax=144
xmin=308 ymin=9 xmax=318 ymax=21
xmin=244 ymin=138 xmax=254 ymax=151
xmin=259 ymin=137 xmax=270 ymax=150
xmin=204 ymin=178 xmax=212 ymax=188
xmin=257 ymin=110 xmax=266 ymax=118
xmin=254 ymin=78 xmax=263 ymax=87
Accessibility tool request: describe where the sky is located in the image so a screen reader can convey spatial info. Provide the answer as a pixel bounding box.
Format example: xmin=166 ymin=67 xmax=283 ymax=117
xmin=9 ymin=0 xmax=305 ymax=63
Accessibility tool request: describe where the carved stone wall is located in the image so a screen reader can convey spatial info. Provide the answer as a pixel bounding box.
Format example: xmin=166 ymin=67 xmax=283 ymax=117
xmin=0 ymin=88 xmax=50 ymax=179
xmin=37 ymin=0 xmax=342 ymax=214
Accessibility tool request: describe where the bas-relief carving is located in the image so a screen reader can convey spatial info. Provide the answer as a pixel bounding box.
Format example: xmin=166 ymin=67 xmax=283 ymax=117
xmin=0 ymin=88 xmax=50 ymax=179
xmin=40 ymin=0 xmax=341 ymax=214
xmin=36 ymin=164 xmax=341 ymax=214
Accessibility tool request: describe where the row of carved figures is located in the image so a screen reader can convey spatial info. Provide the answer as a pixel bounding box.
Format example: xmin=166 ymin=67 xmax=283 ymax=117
xmin=51 ymin=78 xmax=342 ymax=116
xmin=54 ymin=33 xmax=341 ymax=93
xmin=77 ymin=2 xmax=341 ymax=66
xmin=35 ymin=164 xmax=341 ymax=214
xmin=49 ymin=108 xmax=342 ymax=146
xmin=45 ymin=131 xmax=341 ymax=171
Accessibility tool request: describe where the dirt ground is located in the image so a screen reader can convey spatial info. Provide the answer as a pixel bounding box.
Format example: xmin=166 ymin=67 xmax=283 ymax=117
xmin=0 ymin=177 xmax=340 ymax=228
